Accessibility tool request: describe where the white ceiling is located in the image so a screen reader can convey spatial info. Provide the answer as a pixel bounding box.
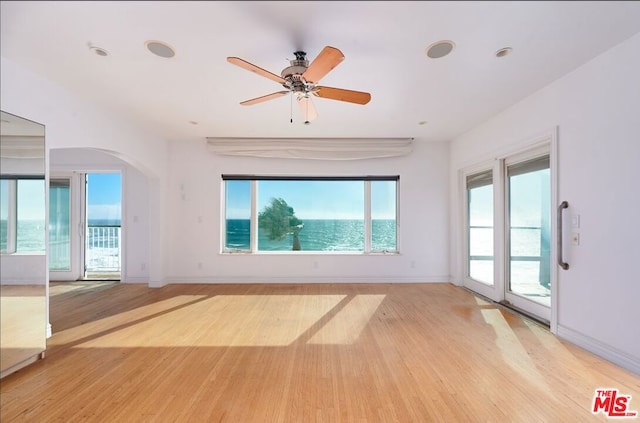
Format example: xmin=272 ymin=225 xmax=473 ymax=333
xmin=2 ymin=1 xmax=640 ymax=143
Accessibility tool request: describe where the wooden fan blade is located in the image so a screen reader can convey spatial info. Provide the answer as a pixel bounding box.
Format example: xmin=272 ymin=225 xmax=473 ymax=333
xmin=240 ymin=91 xmax=289 ymax=106
xmin=314 ymin=86 xmax=371 ymax=105
xmin=297 ymin=96 xmax=318 ymax=122
xmin=302 ymin=46 xmax=345 ymax=83
xmin=227 ymin=57 xmax=286 ymax=84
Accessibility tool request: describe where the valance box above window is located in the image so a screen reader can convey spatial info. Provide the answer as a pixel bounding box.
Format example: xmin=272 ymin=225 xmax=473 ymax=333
xmin=206 ymin=138 xmax=414 ymax=160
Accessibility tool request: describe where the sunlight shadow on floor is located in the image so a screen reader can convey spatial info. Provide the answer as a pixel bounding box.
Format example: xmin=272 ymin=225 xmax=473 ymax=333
xmin=307 ymin=295 xmax=386 ymax=345
xmin=73 ymin=295 xmax=347 ymax=348
xmin=480 ymin=308 xmax=551 ymax=394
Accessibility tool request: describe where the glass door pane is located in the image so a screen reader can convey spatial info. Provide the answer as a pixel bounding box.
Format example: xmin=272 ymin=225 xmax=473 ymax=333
xmin=507 ymin=156 xmax=551 ymax=307
xmin=467 ymin=170 xmax=494 ymax=285
xmin=49 ymin=179 xmax=71 ymax=270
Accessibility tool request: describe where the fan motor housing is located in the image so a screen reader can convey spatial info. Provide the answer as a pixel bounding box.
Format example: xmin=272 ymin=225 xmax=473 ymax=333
xmin=281 ymin=62 xmax=308 ymax=79
xmin=281 ymin=51 xmax=309 ymax=83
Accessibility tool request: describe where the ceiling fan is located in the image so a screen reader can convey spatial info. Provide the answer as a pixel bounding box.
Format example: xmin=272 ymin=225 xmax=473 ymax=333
xmin=227 ymin=46 xmax=371 ymax=123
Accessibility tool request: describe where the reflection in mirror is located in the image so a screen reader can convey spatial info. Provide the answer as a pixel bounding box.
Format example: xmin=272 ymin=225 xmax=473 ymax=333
xmin=0 ymin=111 xmax=47 ymax=378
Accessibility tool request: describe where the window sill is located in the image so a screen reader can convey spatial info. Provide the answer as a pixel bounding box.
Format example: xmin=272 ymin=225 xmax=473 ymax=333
xmin=221 ymin=250 xmax=400 ymax=256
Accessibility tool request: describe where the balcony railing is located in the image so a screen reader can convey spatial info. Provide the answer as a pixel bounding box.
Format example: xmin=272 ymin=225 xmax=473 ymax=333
xmin=86 ymin=225 xmax=121 ymax=272
xmin=468 ymin=225 xmax=550 ymax=288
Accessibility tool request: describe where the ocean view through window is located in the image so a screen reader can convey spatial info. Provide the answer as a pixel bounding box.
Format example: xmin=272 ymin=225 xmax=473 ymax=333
xmin=1 ymin=178 xmax=46 ymax=254
xmin=223 ymin=176 xmax=398 ymax=253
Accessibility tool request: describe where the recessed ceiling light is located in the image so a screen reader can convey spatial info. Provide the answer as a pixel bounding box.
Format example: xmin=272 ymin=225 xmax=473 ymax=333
xmin=145 ymin=40 xmax=175 ymax=58
xmin=89 ymin=46 xmax=109 ymax=57
xmin=495 ymin=47 xmax=513 ymax=58
xmin=425 ymin=40 xmax=455 ymax=59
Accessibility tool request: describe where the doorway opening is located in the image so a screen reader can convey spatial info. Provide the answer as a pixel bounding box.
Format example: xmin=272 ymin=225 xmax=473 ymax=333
xmin=84 ymin=173 xmax=121 ymax=280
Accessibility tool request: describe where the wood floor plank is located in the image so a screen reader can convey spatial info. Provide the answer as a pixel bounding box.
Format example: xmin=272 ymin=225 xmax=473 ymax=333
xmin=1 ymin=282 xmax=638 ymax=422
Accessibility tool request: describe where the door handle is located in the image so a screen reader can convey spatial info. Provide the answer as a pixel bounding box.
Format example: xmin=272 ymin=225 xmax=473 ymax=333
xmin=557 ymin=201 xmax=569 ymax=270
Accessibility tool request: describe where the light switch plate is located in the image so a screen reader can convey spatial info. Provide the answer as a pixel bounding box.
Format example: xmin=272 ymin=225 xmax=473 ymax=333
xmin=571 ymin=214 xmax=580 ymax=228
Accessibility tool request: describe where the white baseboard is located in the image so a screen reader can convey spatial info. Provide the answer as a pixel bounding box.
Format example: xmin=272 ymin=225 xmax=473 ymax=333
xmin=0 ymin=354 xmax=41 ymax=379
xmin=148 ymin=278 xmax=168 ymax=288
xmin=162 ymin=275 xmax=451 ymax=284
xmin=120 ymin=277 xmax=148 ymax=284
xmin=557 ymin=325 xmax=640 ymax=376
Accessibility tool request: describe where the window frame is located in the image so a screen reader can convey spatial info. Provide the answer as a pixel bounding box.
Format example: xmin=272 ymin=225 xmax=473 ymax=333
xmin=0 ymin=174 xmax=46 ymax=254
xmin=221 ymin=175 xmax=400 ymax=255
xmin=1 ymin=179 xmax=17 ymax=253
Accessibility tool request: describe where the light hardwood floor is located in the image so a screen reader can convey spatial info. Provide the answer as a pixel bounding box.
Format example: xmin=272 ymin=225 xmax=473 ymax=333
xmin=1 ymin=282 xmax=638 ymax=422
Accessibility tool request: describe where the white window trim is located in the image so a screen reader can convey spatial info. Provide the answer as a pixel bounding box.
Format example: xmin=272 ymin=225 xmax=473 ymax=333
xmin=1 ymin=180 xmax=18 ymax=254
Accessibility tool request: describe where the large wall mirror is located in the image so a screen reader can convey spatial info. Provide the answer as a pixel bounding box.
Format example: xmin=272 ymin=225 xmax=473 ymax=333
xmin=0 ymin=110 xmax=47 ymax=378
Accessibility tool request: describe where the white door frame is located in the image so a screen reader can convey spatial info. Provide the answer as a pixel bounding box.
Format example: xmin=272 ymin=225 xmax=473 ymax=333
xmin=48 ymin=172 xmax=85 ymax=281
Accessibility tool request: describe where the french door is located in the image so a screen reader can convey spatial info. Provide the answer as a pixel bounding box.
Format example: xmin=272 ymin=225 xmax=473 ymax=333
xmin=49 ymin=172 xmax=122 ymax=281
xmin=463 ymin=142 xmax=556 ymax=324
xmin=49 ymin=173 xmax=83 ymax=281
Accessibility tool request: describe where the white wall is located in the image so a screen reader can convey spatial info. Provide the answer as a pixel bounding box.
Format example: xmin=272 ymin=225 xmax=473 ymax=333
xmin=449 ymin=33 xmax=640 ymax=372
xmin=50 ymin=148 xmax=150 ymax=283
xmin=0 ymin=255 xmax=46 ymax=285
xmin=1 ymin=56 xmax=169 ymax=286
xmin=1 ymin=55 xmax=451 ymax=286
xmin=0 ymin=156 xmax=44 ymax=174
xmin=165 ymin=137 xmax=451 ymax=283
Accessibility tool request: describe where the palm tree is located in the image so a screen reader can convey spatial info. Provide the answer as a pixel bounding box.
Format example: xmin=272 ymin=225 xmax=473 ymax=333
xmin=258 ymin=197 xmax=304 ymax=250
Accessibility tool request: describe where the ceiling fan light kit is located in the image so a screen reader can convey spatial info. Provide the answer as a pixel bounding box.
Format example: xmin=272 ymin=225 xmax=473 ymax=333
xmin=227 ymin=46 xmax=371 ymax=123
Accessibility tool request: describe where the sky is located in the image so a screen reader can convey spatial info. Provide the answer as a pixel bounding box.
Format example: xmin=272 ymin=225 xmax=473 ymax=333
xmin=226 ymin=180 xmax=396 ymax=220
xmin=469 ymin=169 xmax=550 ymax=227
xmin=3 ymin=170 xmax=547 ymax=224
xmin=1 ymin=174 xmax=121 ymax=222
xmin=87 ymin=173 xmax=121 ymax=221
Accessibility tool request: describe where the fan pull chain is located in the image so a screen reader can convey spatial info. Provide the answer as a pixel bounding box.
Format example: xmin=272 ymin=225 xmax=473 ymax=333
xmin=290 ymin=93 xmax=293 ymax=123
